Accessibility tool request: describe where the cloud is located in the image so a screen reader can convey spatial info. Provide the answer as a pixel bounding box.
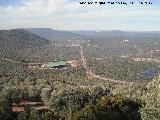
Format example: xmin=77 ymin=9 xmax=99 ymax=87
xmin=0 ymin=0 xmax=159 ymax=30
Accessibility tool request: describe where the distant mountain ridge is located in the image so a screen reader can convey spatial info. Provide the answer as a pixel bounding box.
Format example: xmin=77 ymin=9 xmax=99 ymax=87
xmin=24 ymin=28 xmax=88 ymax=41
xmin=72 ymin=30 xmax=147 ymax=37
xmin=24 ymin=28 xmax=160 ymax=41
xmin=71 ymin=30 xmax=160 ymax=41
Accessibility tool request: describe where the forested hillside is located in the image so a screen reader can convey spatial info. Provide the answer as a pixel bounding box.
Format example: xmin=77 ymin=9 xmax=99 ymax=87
xmin=0 ymin=29 xmax=49 ymax=61
xmin=0 ymin=29 xmax=160 ymax=120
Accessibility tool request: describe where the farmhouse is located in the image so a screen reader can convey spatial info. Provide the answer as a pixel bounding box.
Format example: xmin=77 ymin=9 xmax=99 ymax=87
xmin=42 ymin=61 xmax=67 ymax=68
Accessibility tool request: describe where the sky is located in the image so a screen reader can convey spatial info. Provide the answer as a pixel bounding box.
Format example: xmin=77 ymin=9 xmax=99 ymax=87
xmin=0 ymin=0 xmax=160 ymax=31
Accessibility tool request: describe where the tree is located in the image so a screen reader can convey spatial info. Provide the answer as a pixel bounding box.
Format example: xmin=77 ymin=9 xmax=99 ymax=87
xmin=41 ymin=111 xmax=61 ymax=120
xmin=28 ymin=110 xmax=40 ymax=120
xmin=0 ymin=97 xmax=14 ymax=120
xmin=18 ymin=112 xmax=27 ymax=120
xmin=140 ymin=77 xmax=160 ymax=120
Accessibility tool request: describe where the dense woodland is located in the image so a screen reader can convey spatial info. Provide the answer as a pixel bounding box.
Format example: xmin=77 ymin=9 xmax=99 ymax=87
xmin=82 ymin=32 xmax=160 ymax=81
xmin=0 ymin=29 xmax=160 ymax=120
xmin=87 ymin=56 xmax=159 ymax=81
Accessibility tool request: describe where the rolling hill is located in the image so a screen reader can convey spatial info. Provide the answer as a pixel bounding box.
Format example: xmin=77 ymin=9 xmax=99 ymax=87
xmin=0 ymin=29 xmax=50 ymax=61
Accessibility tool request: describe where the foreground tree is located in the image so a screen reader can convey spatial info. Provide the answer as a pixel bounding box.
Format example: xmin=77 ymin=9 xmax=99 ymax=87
xmin=18 ymin=112 xmax=27 ymax=120
xmin=140 ymin=76 xmax=160 ymax=120
xmin=0 ymin=97 xmax=15 ymax=120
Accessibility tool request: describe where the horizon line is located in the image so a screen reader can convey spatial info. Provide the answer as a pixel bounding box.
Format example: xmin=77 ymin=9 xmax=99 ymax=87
xmin=1 ymin=28 xmax=160 ymax=32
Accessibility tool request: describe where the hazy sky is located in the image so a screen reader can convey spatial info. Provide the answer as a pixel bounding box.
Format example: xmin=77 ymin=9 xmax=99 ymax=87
xmin=0 ymin=0 xmax=159 ymax=31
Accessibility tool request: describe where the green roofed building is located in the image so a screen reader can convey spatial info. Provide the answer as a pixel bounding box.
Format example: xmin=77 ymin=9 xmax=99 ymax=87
xmin=43 ymin=61 xmax=67 ymax=68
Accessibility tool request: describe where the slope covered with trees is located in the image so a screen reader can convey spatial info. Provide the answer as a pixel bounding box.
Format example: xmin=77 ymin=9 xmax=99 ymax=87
xmin=0 ymin=29 xmax=160 ymax=120
xmin=0 ymin=29 xmax=49 ymax=61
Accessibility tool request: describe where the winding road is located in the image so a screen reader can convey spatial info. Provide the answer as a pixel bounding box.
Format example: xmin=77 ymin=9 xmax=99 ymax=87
xmin=79 ymin=45 xmax=133 ymax=84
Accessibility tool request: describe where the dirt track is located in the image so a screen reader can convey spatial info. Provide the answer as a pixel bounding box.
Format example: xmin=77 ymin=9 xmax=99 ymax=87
xmin=79 ymin=45 xmax=134 ymax=84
